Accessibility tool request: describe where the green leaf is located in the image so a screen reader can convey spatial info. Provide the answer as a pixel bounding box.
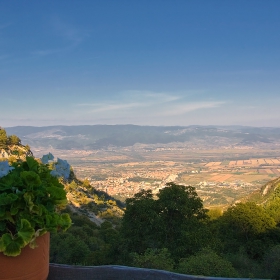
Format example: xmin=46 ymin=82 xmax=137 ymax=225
xmin=23 ymin=192 xmax=34 ymax=211
xmin=54 ymin=199 xmax=68 ymax=206
xmin=26 ymin=156 xmax=38 ymax=172
xmin=0 ymin=193 xmax=18 ymax=206
xmin=0 ymin=220 xmax=6 ymax=232
xmin=0 ymin=206 xmax=5 ymax=217
xmin=10 ymin=204 xmax=19 ymax=215
xmin=46 ymin=185 xmax=67 ymax=201
xmin=30 ymin=204 xmax=42 ymax=215
xmin=10 ymin=200 xmax=25 ymax=216
xmin=0 ymin=211 xmax=15 ymax=223
xmin=20 ymin=171 xmax=41 ymax=190
xmin=0 ymin=233 xmax=25 ymax=256
xmin=0 ymin=172 xmax=22 ymax=191
xmin=59 ymin=213 xmax=72 ymax=231
xmin=45 ymin=214 xmax=58 ymax=229
xmin=17 ymin=219 xmax=35 ymax=246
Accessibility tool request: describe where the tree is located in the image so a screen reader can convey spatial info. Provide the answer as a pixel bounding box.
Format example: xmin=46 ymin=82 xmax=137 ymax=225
xmin=120 ymin=190 xmax=161 ymax=254
xmin=8 ymin=135 xmax=21 ymax=145
xmin=216 ymin=202 xmax=277 ymax=259
xmin=262 ymin=245 xmax=280 ymax=279
xmin=207 ymin=207 xmax=223 ymax=220
xmin=220 ymin=202 xmax=276 ymax=241
xmin=157 ymin=183 xmax=207 ymax=221
xmin=265 ymin=197 xmax=280 ymax=225
xmin=120 ymin=183 xmax=209 ymax=259
xmin=0 ymin=129 xmax=8 ymax=149
xmin=50 ymin=212 xmax=121 ymax=266
xmin=177 ymin=248 xmax=238 ymax=277
xmin=225 ymin=250 xmax=261 ymax=278
xmin=131 ymin=248 xmax=174 ymax=271
xmin=156 ymin=183 xmax=209 ymax=257
xmin=82 ymin=178 xmax=91 ymax=188
xmin=50 ymin=233 xmax=91 ymax=265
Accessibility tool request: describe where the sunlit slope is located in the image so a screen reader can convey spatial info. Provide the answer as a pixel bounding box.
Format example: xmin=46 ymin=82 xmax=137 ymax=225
xmin=243 ymin=176 xmax=280 ymax=205
xmin=0 ymin=127 xmax=125 ymax=226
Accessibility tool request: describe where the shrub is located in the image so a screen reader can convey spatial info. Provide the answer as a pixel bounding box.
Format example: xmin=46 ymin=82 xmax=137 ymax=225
xmin=177 ymin=248 xmax=238 ymax=277
xmin=131 ymin=248 xmax=174 ymax=271
xmin=262 ymin=245 xmax=280 ymax=279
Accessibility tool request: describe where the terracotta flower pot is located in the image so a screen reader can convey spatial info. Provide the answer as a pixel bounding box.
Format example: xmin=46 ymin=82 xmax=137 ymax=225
xmin=0 ymin=232 xmax=50 ymax=280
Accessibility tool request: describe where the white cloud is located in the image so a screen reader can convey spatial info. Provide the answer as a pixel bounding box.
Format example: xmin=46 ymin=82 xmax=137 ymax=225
xmin=122 ymin=90 xmax=181 ymax=103
xmin=74 ymin=90 xmax=226 ymax=123
xmin=87 ymin=102 xmax=145 ymax=113
xmin=155 ymin=101 xmax=226 ymax=117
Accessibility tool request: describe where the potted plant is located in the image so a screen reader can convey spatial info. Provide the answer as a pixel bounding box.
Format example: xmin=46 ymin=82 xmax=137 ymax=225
xmin=0 ymin=153 xmax=72 ymax=279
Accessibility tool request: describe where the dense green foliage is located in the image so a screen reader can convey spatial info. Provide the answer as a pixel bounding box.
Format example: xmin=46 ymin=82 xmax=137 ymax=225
xmin=0 ymin=128 xmax=22 ymax=149
xmin=265 ymin=197 xmax=280 ymax=225
xmin=0 ymin=129 xmax=8 ymax=149
xmin=53 ymin=181 xmax=280 ymax=278
xmin=120 ymin=183 xmax=210 ymax=260
xmin=0 ymin=156 xmax=71 ymax=256
xmin=0 ymin=130 xmax=72 ymax=256
xmin=50 ymin=211 xmax=121 ymax=265
xmin=177 ymin=248 xmax=238 ymax=277
xmin=131 ymin=248 xmax=174 ymax=271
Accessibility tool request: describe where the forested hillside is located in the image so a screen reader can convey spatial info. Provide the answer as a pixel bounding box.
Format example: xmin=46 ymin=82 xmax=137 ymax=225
xmin=50 ymin=180 xmax=280 ymax=278
xmin=1 ymin=128 xmax=280 ymax=278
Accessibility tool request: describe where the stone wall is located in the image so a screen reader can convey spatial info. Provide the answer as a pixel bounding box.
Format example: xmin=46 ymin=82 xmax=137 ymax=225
xmin=48 ymin=264 xmax=249 ymax=280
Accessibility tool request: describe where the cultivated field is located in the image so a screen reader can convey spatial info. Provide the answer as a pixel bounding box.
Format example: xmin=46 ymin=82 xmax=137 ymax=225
xmin=33 ymin=144 xmax=280 ymax=207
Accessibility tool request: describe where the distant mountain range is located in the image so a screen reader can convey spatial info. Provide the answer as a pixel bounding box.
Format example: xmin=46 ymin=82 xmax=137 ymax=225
xmin=4 ymin=125 xmax=280 ymax=150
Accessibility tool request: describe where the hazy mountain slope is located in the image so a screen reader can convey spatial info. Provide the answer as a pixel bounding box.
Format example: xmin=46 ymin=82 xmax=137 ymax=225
xmin=5 ymin=125 xmax=280 ymax=150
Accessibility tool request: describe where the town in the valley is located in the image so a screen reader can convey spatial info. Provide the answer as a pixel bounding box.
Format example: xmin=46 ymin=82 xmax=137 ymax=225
xmin=33 ymin=143 xmax=280 ymax=207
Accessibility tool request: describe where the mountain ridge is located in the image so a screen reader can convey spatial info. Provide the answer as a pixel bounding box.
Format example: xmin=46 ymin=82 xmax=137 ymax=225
xmin=4 ymin=125 xmax=280 ymax=150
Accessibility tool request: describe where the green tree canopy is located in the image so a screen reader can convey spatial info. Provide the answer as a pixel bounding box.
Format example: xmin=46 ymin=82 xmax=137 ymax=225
xmin=156 ymin=183 xmax=209 ymax=257
xmin=216 ymin=202 xmax=277 ymax=259
xmin=121 ymin=189 xmax=161 ymax=253
xmin=220 ymin=202 xmax=276 ymax=240
xmin=131 ymin=248 xmax=174 ymax=271
xmin=120 ymin=183 xmax=209 ymax=259
xmin=177 ymin=248 xmax=238 ymax=277
xmin=8 ymin=135 xmax=21 ymax=145
xmin=0 ymin=129 xmax=8 ymax=149
xmin=265 ymin=197 xmax=280 ymax=225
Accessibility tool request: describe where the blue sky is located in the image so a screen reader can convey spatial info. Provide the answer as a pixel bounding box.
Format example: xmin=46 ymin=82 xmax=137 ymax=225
xmin=1 ymin=0 xmax=280 ymax=127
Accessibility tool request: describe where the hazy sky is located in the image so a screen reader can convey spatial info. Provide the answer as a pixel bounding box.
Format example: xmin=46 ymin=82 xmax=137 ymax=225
xmin=1 ymin=0 xmax=280 ymax=127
